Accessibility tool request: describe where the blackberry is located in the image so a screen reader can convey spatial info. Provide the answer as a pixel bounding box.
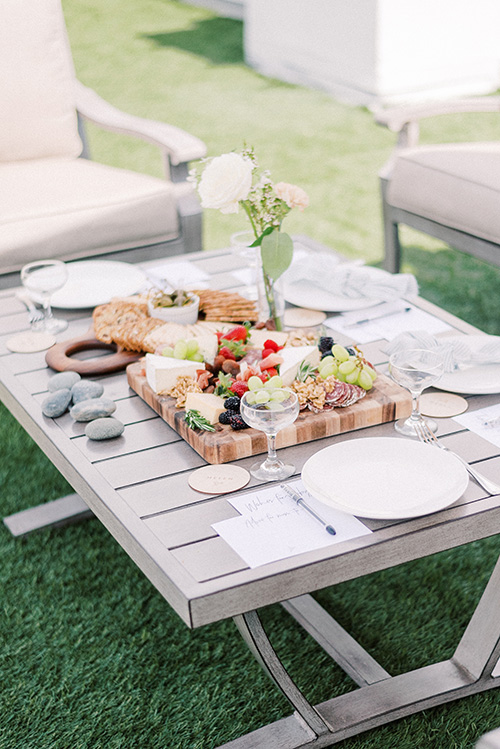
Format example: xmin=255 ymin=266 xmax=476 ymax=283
xmin=346 ymin=346 xmax=357 ymax=357
xmin=224 ymin=396 xmax=241 ymax=412
xmin=229 ymin=414 xmax=249 ymax=430
xmin=218 ymin=411 xmax=232 ymax=425
xmin=319 ymin=336 xmax=334 ymax=354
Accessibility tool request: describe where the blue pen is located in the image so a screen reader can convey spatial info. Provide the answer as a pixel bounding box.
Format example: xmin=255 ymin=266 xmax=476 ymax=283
xmin=280 ymin=484 xmax=336 ymax=536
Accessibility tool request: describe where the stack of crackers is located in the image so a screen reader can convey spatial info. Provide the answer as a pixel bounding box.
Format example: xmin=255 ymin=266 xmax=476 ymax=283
xmin=193 ymin=289 xmax=258 ymax=323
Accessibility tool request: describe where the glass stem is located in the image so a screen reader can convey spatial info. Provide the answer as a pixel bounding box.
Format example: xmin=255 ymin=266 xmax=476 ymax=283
xmin=264 ymin=433 xmax=281 ymax=469
xmin=409 ymin=390 xmax=422 ymax=422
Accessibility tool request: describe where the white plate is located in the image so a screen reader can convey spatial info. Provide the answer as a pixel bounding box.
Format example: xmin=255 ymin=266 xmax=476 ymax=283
xmin=435 ymin=335 xmax=500 ymax=395
xmin=301 ymin=437 xmax=468 ymax=519
xmin=51 ymin=261 xmax=147 ymax=309
xmin=281 ymin=266 xmax=389 ymax=312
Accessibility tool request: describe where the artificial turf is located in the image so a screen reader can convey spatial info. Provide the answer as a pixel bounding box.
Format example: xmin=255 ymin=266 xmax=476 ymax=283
xmin=2 ymin=1 xmax=500 ymax=747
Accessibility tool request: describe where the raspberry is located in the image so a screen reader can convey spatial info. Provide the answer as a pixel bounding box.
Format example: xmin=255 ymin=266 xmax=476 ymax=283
xmin=319 ymin=336 xmax=334 ymax=354
xmin=229 ymin=414 xmax=249 ymax=430
xmin=224 ymin=396 xmax=241 ymax=412
xmin=219 ymin=411 xmax=232 ymax=425
xmin=230 ymin=380 xmax=249 ymax=397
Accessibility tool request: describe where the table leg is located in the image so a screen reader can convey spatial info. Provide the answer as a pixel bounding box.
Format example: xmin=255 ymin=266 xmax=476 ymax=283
xmin=223 ymin=555 xmax=500 ymax=749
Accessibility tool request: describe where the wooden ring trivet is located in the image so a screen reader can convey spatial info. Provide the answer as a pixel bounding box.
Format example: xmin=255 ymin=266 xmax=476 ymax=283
xmin=45 ymin=328 xmax=142 ymax=375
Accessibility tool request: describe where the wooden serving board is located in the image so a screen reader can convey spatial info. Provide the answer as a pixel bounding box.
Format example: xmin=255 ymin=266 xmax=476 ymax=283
xmin=45 ymin=328 xmax=142 ymax=375
xmin=126 ymin=362 xmax=412 ymax=465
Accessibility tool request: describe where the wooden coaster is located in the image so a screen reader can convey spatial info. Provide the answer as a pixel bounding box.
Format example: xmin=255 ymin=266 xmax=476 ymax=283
xmin=420 ymin=392 xmax=468 ymax=418
xmin=6 ymin=331 xmax=56 ymax=353
xmin=188 ymin=464 xmax=250 ymax=494
xmin=284 ymin=308 xmax=326 ymax=328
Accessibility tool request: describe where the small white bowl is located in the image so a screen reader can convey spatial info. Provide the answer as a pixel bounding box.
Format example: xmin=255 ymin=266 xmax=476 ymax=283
xmin=147 ymin=294 xmax=200 ymax=325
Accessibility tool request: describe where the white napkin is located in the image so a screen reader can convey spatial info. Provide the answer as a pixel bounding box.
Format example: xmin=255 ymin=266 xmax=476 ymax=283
xmin=385 ymin=331 xmax=500 ymax=373
xmin=283 ymin=253 xmax=418 ymax=301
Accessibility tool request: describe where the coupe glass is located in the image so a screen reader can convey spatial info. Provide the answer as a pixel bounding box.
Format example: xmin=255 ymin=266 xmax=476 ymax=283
xmin=240 ymin=389 xmax=300 ymax=481
xmin=389 ymin=348 xmax=445 ymax=436
xmin=21 ymin=260 xmax=68 ymax=334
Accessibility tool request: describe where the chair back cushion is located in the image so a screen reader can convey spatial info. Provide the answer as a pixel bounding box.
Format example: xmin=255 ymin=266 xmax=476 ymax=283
xmin=0 ymin=0 xmax=82 ymax=162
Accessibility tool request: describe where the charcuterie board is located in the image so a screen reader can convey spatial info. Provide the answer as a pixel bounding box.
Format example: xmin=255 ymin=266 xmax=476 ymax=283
xmin=126 ymin=361 xmax=412 ymax=464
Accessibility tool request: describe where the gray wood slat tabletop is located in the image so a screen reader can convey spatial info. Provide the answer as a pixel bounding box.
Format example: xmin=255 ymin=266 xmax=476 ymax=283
xmin=1 ymin=238 xmax=500 ymax=630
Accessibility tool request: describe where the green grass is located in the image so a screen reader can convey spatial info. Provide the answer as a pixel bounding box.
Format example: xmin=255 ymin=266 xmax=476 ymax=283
xmin=2 ymin=1 xmax=500 ymax=747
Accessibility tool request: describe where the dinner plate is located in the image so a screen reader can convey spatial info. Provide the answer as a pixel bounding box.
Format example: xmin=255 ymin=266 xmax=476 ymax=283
xmin=51 ymin=261 xmax=147 ymax=309
xmin=281 ymin=266 xmax=388 ymax=312
xmin=435 ymin=335 xmax=500 ymax=395
xmin=301 ymin=437 xmax=468 ymax=519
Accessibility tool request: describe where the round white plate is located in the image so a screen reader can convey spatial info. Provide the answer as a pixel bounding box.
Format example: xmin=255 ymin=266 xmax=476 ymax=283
xmin=51 ymin=261 xmax=147 ymax=309
xmin=302 ymin=437 xmax=468 ymax=519
xmin=281 ymin=266 xmax=388 ymax=312
xmin=435 ymin=335 xmax=500 ymax=395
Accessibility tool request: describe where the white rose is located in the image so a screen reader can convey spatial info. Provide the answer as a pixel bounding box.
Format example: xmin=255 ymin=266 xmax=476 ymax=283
xmin=198 ymin=153 xmax=253 ymax=214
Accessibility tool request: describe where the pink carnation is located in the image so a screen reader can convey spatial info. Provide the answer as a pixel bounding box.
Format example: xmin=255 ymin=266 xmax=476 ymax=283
xmin=274 ymin=182 xmax=309 ymax=211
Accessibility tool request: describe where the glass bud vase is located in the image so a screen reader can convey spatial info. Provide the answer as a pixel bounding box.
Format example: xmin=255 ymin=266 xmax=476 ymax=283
xmin=256 ymin=251 xmax=285 ymax=331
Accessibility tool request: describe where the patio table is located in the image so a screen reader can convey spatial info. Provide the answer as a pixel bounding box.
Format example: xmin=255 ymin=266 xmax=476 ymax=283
xmin=2 ymin=236 xmax=500 ymax=747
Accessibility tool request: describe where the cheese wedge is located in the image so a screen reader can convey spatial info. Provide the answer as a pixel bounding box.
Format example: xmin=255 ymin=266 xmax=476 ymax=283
xmin=279 ymin=345 xmax=320 ymax=386
xmin=145 ymin=353 xmax=204 ymax=394
xmin=184 ymin=392 xmax=226 ymax=425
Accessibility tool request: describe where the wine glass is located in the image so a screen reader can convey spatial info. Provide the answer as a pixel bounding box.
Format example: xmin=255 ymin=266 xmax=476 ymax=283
xmin=389 ymin=348 xmax=445 ymax=437
xmin=21 ymin=260 xmax=68 ymax=334
xmin=240 ymin=388 xmax=300 ymax=481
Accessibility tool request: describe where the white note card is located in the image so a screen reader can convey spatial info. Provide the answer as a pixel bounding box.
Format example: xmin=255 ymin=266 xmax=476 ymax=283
xmin=145 ymin=260 xmax=210 ymax=288
xmin=454 ymin=403 xmax=500 ymax=449
xmin=211 ymin=479 xmax=372 ymax=568
xmin=325 ymin=302 xmax=452 ymax=344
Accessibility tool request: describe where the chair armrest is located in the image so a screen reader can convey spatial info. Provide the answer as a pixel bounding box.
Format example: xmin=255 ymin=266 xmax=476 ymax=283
xmin=374 ymin=96 xmax=500 ymax=147
xmin=75 ymin=81 xmax=207 ymax=168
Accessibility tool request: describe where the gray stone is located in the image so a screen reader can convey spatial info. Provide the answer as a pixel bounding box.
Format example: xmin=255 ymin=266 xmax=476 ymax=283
xmin=85 ymin=417 xmax=125 ymax=441
xmin=70 ymin=397 xmax=116 ymax=422
xmin=42 ymin=388 xmax=72 ymax=418
xmin=48 ymin=371 xmax=81 ymax=392
xmin=71 ymin=380 xmax=104 ymax=404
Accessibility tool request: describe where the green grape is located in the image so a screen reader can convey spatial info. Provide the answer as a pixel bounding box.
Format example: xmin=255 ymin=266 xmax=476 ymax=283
xmin=161 ymin=346 xmax=174 ymax=358
xmin=338 ymin=359 xmax=356 ymax=375
xmin=336 ymin=370 xmax=346 ymax=382
xmin=319 ymin=362 xmax=337 ymax=379
xmin=255 ymin=389 xmax=270 ymax=404
xmin=270 ymin=389 xmax=288 ymax=402
xmin=346 ymin=370 xmax=359 ymax=384
xmin=173 ymin=339 xmax=188 ymax=359
xmin=264 ymin=375 xmax=283 ymax=391
xmin=248 ymin=376 xmax=264 ymax=391
xmin=188 ymin=352 xmax=204 ymax=362
xmin=319 ymin=355 xmax=334 ymax=367
xmin=358 ymin=370 xmax=374 ymax=390
xmin=245 ymin=391 xmax=257 ymax=405
xmin=365 ymin=365 xmax=377 ymax=381
xmin=185 ymin=339 xmax=199 ymax=357
xmin=267 ymin=401 xmax=285 ymax=412
xmin=331 ymin=344 xmax=349 ymax=362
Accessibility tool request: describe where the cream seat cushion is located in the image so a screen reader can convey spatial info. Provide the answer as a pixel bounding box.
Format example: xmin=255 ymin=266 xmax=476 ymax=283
xmin=387 ymin=142 xmax=500 ymax=244
xmin=0 ymin=158 xmax=184 ymax=273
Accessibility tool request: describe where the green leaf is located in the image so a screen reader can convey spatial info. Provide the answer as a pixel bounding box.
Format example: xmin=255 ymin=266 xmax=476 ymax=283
xmin=250 ymin=226 xmax=274 ymax=247
xmin=260 ymin=231 xmax=294 ymax=281
xmin=185 ymin=409 xmax=216 ymax=432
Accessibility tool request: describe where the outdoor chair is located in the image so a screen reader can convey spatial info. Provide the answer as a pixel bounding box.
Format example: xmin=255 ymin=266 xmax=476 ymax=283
xmin=376 ymin=97 xmax=500 ymax=273
xmin=0 ymin=0 xmax=207 ymax=289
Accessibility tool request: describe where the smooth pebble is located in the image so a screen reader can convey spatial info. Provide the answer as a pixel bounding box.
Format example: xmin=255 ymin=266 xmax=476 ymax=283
xmin=71 ymin=380 xmax=104 ymax=404
xmin=48 ymin=371 xmax=81 ymax=392
xmin=70 ymin=397 xmax=116 ymax=422
xmin=85 ymin=417 xmax=124 ymax=441
xmin=42 ymin=388 xmax=72 ymax=418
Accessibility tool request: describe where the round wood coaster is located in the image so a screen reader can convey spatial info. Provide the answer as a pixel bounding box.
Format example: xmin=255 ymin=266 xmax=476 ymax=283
xmin=420 ymin=392 xmax=468 ymax=418
xmin=188 ymin=464 xmax=250 ymax=494
xmin=284 ymin=307 xmax=327 ymax=328
xmin=6 ymin=331 xmax=56 ymax=353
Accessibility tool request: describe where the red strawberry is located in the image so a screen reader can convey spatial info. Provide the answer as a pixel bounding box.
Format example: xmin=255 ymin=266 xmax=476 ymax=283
xmin=263 ymin=339 xmax=279 ymax=352
xmin=261 ymin=347 xmax=275 ymax=359
xmin=219 ymin=346 xmax=236 ymax=361
xmin=230 ymin=380 xmax=249 ymax=397
xmin=223 ymin=325 xmax=249 ymax=342
xmin=264 ymin=367 xmax=279 ymax=378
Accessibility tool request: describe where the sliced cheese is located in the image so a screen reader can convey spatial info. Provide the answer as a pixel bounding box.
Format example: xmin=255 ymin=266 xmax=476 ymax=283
xmin=279 ymin=345 xmax=320 ymax=386
xmin=184 ymin=392 xmax=226 ymax=425
xmin=248 ymin=329 xmax=289 ymax=349
xmin=145 ymin=353 xmax=204 ymax=394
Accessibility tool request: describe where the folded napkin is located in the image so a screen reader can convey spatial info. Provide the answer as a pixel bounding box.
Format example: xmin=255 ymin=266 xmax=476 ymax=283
xmin=385 ymin=331 xmax=500 ymax=373
xmin=283 ymin=253 xmax=418 ymax=301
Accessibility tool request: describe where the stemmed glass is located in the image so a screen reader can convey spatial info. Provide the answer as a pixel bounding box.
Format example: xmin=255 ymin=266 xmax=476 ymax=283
xmin=240 ymin=389 xmax=300 ymax=481
xmin=21 ymin=260 xmax=69 ymax=334
xmin=389 ymin=348 xmax=445 ymax=437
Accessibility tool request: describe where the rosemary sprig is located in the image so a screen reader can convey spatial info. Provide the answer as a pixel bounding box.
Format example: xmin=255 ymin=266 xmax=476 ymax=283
xmin=296 ymin=360 xmax=317 ymax=382
xmin=185 ymin=409 xmax=215 ymax=432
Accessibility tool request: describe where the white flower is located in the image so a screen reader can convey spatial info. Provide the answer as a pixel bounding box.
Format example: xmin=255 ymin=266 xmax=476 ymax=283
xmin=197 ymin=153 xmax=253 ymax=214
xmin=274 ymin=182 xmax=309 ymax=211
